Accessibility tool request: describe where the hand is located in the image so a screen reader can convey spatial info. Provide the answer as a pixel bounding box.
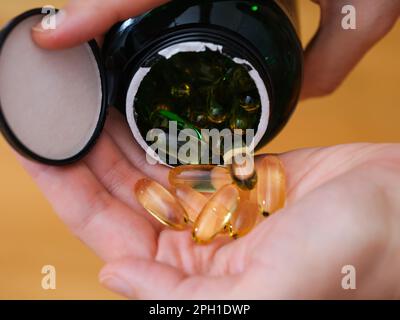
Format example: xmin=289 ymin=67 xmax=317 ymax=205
xmin=302 ymin=0 xmax=399 ymax=98
xmin=23 ymin=0 xmax=400 ymax=299
xmin=18 ymin=110 xmax=400 ymax=298
xmin=31 ymin=0 xmax=400 ymax=99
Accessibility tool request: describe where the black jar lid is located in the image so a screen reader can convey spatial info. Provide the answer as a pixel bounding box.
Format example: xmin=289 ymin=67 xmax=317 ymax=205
xmin=0 ymin=9 xmax=107 ymax=165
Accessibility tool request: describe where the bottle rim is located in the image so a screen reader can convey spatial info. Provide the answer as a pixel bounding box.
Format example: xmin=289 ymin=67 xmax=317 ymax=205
xmin=123 ymin=25 xmax=274 ymax=166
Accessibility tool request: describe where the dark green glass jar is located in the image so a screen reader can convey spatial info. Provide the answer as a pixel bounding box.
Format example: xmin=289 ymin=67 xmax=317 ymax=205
xmin=103 ymin=0 xmax=303 ymax=165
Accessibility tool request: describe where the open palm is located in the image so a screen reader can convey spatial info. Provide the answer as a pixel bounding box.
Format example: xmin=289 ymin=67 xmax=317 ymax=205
xmin=18 ymin=108 xmax=400 ymax=299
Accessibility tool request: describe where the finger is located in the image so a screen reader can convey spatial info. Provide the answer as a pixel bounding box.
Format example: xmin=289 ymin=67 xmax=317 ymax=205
xmin=100 ymin=144 xmax=400 ymax=299
xmin=253 ymin=160 xmax=400 ymax=299
xmin=155 ymin=229 xmax=232 ymax=275
xmin=260 ymin=143 xmax=397 ymax=201
xmin=302 ymin=0 xmax=400 ymax=99
xmin=99 ymin=257 xmax=241 ymax=299
xmin=32 ymin=0 xmax=169 ymax=49
xmin=212 ymin=144 xmax=399 ymax=271
xmin=105 ymin=108 xmax=169 ymax=185
xmin=218 ymin=149 xmax=400 ymax=299
xmin=83 ymin=129 xmax=165 ymax=231
xmin=17 ymin=155 xmax=157 ymax=262
xmin=100 ymin=258 xmax=186 ymax=299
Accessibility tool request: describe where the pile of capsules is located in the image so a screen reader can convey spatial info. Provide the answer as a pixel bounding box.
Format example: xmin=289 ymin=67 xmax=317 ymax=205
xmin=135 ymin=51 xmax=262 ymax=147
xmin=134 ymin=152 xmax=286 ymax=244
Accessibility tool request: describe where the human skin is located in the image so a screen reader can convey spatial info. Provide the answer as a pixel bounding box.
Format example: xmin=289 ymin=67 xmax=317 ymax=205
xmin=17 ymin=0 xmax=400 ymax=298
xmin=18 ymin=108 xmax=400 ymax=299
xmin=31 ymin=0 xmax=400 ymax=99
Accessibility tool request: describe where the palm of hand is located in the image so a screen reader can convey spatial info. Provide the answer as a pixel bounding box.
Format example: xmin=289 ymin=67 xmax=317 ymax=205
xmin=19 ymin=109 xmax=400 ymax=299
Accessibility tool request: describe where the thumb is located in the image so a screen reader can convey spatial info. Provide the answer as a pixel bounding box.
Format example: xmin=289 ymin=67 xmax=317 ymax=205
xmin=302 ymin=0 xmax=399 ymax=99
xmin=99 ymin=258 xmax=186 ymax=299
xmin=32 ymin=0 xmax=168 ymax=49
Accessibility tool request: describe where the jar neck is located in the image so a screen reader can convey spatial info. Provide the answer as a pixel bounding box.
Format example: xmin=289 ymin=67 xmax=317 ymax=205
xmin=123 ymin=26 xmax=273 ymax=166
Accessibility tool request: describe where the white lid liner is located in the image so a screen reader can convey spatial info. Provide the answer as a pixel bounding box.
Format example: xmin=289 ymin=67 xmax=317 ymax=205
xmin=0 ymin=16 xmax=102 ymax=160
xmin=126 ymin=41 xmax=270 ymax=164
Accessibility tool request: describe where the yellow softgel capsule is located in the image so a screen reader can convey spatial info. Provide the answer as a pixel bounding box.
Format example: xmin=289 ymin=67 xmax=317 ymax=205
xmin=134 ymin=178 xmax=188 ymax=229
xmin=171 ymin=83 xmax=191 ymax=97
xmin=239 ymin=94 xmax=261 ymax=112
xmin=210 ymin=166 xmax=233 ymax=190
xmin=229 ymin=200 xmax=261 ymax=239
xmin=229 ymin=151 xmax=257 ymax=190
xmin=229 ymin=114 xmax=249 ymax=131
xmin=207 ymin=99 xmax=228 ymax=124
xmin=193 ymin=184 xmax=239 ymax=244
xmin=257 ymin=155 xmax=287 ymax=216
xmin=169 ymin=165 xmax=232 ymax=193
xmin=173 ymin=184 xmax=208 ymax=223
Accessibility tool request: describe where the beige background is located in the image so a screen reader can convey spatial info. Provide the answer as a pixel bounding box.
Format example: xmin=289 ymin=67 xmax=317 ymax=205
xmin=0 ymin=1 xmax=399 ymax=299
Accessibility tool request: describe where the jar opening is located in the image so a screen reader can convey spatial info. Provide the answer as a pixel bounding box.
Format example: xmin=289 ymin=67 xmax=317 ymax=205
xmin=125 ymin=41 xmax=270 ymax=166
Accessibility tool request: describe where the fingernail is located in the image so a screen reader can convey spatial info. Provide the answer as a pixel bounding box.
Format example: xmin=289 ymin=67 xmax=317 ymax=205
xmin=100 ymin=275 xmax=133 ymax=298
xmin=32 ymin=10 xmax=67 ymax=33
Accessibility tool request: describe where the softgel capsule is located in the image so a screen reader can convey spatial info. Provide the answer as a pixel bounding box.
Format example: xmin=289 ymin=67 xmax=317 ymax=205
xmin=134 ymin=155 xmax=287 ymax=244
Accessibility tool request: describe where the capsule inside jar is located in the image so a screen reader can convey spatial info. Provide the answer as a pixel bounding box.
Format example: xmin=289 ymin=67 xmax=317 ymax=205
xmin=193 ymin=184 xmax=239 ymax=244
